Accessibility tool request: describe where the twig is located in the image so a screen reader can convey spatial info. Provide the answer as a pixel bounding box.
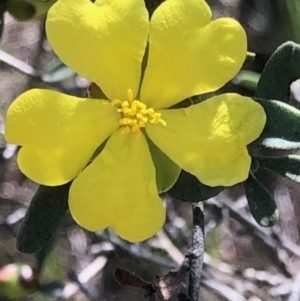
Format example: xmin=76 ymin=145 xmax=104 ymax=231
xmin=157 ymin=204 xmax=205 ymax=300
xmin=178 ymin=293 xmax=192 ymax=301
xmin=201 ymin=276 xmax=247 ymax=301
xmin=156 ymin=230 xmax=184 ymax=264
xmin=157 ymin=226 xmax=249 ymax=301
xmin=109 ymin=234 xmax=176 ymax=269
xmin=62 ymin=256 xmax=108 ymax=299
xmin=218 ymin=195 xmax=300 ymax=257
xmin=0 ymin=49 xmax=40 ymax=77
xmin=287 ymin=272 xmax=300 ymax=301
xmin=208 ymin=196 xmax=293 ymax=276
xmin=114 ymin=257 xmax=190 ymax=301
xmin=188 ymin=202 xmax=205 ymax=301
xmin=0 ymin=49 xmax=71 ymax=89
xmin=204 ymin=252 xmax=288 ymax=287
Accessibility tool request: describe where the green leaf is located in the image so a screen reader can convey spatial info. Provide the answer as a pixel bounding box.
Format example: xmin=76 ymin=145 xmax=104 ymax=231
xmin=244 ymin=173 xmax=279 ymax=227
xmin=144 ymin=0 xmax=164 ymax=16
xmin=7 ymin=0 xmax=36 ymax=20
xmin=245 ymin=51 xmax=256 ymax=63
xmin=0 ymin=1 xmax=7 ymax=41
xmin=17 ymin=183 xmax=71 ymax=254
xmin=30 ymin=0 xmax=57 ymax=19
xmin=147 ymin=138 xmax=181 ymax=193
xmin=42 ymin=65 xmax=75 ymax=83
xmin=87 ymin=82 xmax=108 ymax=100
xmin=256 ymin=41 xmax=300 ymax=102
xmin=167 ymin=170 xmax=223 ymax=202
xmin=250 ymin=98 xmax=300 ymax=150
xmin=232 ymin=71 xmax=260 ymax=91
xmin=286 ymin=0 xmax=300 ymax=43
xmin=257 ymin=155 xmax=300 ymax=183
xmin=250 ymin=138 xmax=300 ymax=151
xmin=7 ymin=0 xmax=57 ymax=21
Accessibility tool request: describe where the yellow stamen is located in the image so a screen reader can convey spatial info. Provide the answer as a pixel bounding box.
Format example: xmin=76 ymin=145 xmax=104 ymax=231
xmin=111 ymin=99 xmax=122 ymax=106
xmin=121 ymin=126 xmax=131 ymax=135
xmin=111 ymin=89 xmax=167 ymax=135
xmin=127 ymin=89 xmax=134 ymax=103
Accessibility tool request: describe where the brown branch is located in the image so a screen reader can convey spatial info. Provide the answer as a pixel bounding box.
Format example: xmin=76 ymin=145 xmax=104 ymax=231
xmin=188 ymin=202 xmax=205 ymax=301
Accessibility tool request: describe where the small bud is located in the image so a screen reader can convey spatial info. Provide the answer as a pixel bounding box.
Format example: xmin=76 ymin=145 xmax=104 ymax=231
xmin=0 ymin=264 xmax=38 ymax=299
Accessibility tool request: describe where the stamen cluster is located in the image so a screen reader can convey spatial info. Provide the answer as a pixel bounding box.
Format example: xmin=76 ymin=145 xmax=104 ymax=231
xmin=112 ymin=89 xmax=166 ymax=134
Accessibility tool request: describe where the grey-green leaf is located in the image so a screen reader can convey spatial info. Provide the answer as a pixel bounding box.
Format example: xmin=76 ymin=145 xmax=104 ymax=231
xmin=257 ymin=155 xmax=300 ymax=183
xmin=167 ymin=171 xmax=223 ymax=203
xmin=250 ymin=98 xmax=300 ymax=150
xmin=244 ymin=173 xmax=279 ymax=227
xmin=17 ymin=183 xmax=71 ymax=254
xmin=256 ymin=41 xmax=300 ymax=102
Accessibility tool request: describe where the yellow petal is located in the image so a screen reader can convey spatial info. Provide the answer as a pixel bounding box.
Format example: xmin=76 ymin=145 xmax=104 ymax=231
xmin=141 ymin=0 xmax=247 ymax=109
xmin=5 ymin=89 xmax=119 ymax=186
xmin=46 ymin=0 xmax=149 ymax=100
xmin=69 ymin=129 xmax=166 ymax=242
xmin=146 ymin=94 xmax=266 ymax=186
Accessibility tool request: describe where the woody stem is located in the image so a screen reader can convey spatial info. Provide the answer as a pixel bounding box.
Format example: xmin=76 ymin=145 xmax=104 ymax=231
xmin=188 ymin=202 xmax=205 ymax=301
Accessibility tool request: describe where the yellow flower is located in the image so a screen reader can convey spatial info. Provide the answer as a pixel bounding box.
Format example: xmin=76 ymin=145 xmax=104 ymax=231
xmin=5 ymin=0 xmax=266 ymax=242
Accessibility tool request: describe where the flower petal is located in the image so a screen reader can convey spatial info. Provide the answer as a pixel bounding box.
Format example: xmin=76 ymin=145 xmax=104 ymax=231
xmin=146 ymin=94 xmax=266 ymax=186
xmin=69 ymin=129 xmax=166 ymax=242
xmin=141 ymin=0 xmax=247 ymax=109
xmin=5 ymin=89 xmax=119 ymax=186
xmin=46 ymin=0 xmax=149 ymax=100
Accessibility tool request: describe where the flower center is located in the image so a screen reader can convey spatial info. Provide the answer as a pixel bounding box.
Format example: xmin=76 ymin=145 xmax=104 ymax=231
xmin=111 ymin=89 xmax=166 ymax=135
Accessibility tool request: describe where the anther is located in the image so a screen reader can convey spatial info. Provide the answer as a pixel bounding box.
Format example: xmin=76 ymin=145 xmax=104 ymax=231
xmin=113 ymin=90 xmax=166 ymax=135
xmin=127 ymin=89 xmax=134 ymax=103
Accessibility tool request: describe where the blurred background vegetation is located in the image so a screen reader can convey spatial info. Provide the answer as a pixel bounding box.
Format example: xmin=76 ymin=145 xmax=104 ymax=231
xmin=1 ymin=0 xmax=300 ymax=300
